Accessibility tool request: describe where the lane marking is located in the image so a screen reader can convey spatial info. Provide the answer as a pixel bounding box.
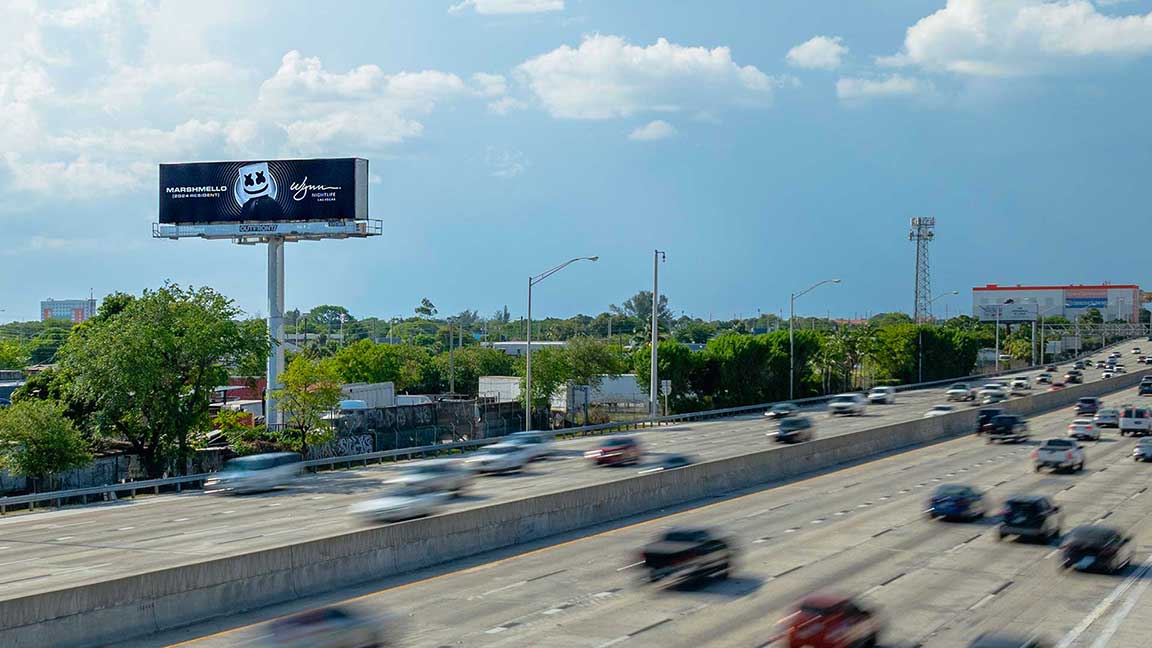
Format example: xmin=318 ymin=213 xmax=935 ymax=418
xmin=1090 ymin=564 xmax=1152 ymax=648
xmin=615 ymin=561 xmax=643 ymax=572
xmin=1056 ymin=560 xmax=1152 ymax=648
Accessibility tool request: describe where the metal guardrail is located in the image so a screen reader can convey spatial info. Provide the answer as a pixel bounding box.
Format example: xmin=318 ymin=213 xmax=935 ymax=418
xmin=0 ymin=340 xmax=1128 ymax=514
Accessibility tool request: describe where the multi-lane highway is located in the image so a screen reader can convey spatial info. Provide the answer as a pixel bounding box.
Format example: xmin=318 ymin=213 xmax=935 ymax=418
xmin=143 ymin=375 xmax=1152 ymax=648
xmin=0 ymin=351 xmax=1121 ymax=602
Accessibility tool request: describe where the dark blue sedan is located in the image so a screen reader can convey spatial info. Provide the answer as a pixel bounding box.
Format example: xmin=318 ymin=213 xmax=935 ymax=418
xmin=926 ymin=484 xmax=987 ymax=521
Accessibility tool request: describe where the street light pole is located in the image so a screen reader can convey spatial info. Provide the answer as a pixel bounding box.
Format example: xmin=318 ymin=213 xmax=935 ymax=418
xmin=525 ymin=256 xmax=599 ymax=431
xmin=651 ymin=250 xmax=666 ymax=418
xmin=789 ymin=278 xmax=841 ymax=400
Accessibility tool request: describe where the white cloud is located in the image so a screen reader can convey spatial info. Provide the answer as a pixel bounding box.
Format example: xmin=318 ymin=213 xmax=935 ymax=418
xmin=786 ymin=36 xmax=848 ymax=70
xmin=883 ymin=0 xmax=1152 ymax=77
xmin=836 ymin=75 xmax=935 ymax=100
xmin=484 ymin=147 xmax=528 ymax=178
xmin=515 ymin=34 xmax=780 ymax=120
xmin=471 ymin=72 xmax=508 ymax=97
xmin=628 ymin=120 xmax=677 ymax=141
xmin=449 ymin=0 xmax=564 ymax=15
xmin=3 ymin=154 xmax=143 ymax=198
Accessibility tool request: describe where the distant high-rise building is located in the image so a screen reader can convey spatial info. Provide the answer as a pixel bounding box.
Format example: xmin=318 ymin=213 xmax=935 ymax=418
xmin=41 ymin=298 xmax=97 ymax=323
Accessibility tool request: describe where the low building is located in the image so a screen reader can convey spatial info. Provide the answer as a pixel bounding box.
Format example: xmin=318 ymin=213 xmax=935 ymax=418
xmin=482 ymin=340 xmax=568 ymax=357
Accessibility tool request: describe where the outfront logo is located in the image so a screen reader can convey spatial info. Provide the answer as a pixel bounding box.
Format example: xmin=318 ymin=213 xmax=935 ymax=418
xmin=233 ymin=162 xmax=279 ymax=206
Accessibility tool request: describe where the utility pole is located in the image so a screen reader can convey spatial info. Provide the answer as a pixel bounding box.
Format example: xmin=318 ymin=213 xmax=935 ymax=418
xmin=651 ymin=250 xmax=666 ymax=418
xmin=448 ymin=318 xmax=455 ymax=395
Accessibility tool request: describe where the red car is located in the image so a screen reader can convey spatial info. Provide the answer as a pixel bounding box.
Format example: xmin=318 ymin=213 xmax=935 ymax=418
xmin=584 ymin=436 xmax=642 ymax=466
xmin=780 ymin=593 xmax=882 ymax=648
xmin=1048 ymin=383 xmax=1066 ymax=392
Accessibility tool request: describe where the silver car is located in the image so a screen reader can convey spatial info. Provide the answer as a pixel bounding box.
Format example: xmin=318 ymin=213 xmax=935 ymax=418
xmin=349 ymin=484 xmax=451 ymax=523
xmin=506 ymin=431 xmax=555 ymax=461
xmin=204 ymin=452 xmax=303 ymax=494
xmin=464 ymin=442 xmax=535 ymax=473
xmin=385 ymin=459 xmax=472 ymax=496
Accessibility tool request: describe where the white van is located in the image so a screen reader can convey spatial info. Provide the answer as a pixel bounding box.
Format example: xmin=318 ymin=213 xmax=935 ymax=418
xmin=1120 ymin=407 xmax=1152 ymax=437
xmin=205 ymin=452 xmax=303 ymax=494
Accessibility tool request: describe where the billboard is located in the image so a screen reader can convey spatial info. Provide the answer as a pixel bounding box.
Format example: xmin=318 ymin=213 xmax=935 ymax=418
xmin=977 ymin=303 xmax=1036 ymax=322
xmin=159 ymin=158 xmax=368 ymax=225
xmin=1064 ymin=287 xmax=1107 ymax=310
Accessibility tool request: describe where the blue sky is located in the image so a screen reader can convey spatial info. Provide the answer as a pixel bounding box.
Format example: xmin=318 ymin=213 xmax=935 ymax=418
xmin=3 ymin=0 xmax=1152 ymax=323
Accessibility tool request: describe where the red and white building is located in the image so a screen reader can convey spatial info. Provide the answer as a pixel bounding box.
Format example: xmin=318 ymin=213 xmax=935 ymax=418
xmin=972 ymin=284 xmax=1142 ymax=322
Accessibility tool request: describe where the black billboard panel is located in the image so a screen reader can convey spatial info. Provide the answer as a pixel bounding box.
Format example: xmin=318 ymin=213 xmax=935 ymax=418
xmin=159 ymin=158 xmax=368 ymax=225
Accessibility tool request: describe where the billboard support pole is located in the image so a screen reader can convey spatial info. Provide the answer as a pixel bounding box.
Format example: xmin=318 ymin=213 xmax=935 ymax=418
xmin=267 ymin=237 xmax=286 ymax=427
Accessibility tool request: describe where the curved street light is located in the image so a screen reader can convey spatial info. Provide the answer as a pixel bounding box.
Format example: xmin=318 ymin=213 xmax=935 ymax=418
xmin=789 ymin=279 xmax=841 ymax=400
xmin=526 ymin=256 xmax=599 ymax=430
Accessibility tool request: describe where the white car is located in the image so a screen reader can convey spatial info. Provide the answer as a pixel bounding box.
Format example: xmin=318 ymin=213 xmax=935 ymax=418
xmin=1034 ymin=373 xmax=1052 ymax=385
xmin=946 ymin=383 xmax=976 ymax=401
xmin=1102 ymin=371 xmax=1115 ymax=379
xmin=1067 ymin=418 xmax=1101 ymax=441
xmin=348 ymin=485 xmax=450 ymax=523
xmin=506 ymin=431 xmax=554 ymax=461
xmin=867 ymin=386 xmax=897 ymax=404
xmin=1010 ymin=378 xmax=1031 ymax=394
xmin=204 ymin=452 xmax=303 ymax=494
xmin=463 ymin=442 xmax=535 ymax=473
xmin=384 ymin=459 xmax=473 ymax=496
xmin=924 ymin=404 xmax=955 ymax=418
xmin=977 ymin=385 xmax=1008 ymax=400
xmin=827 ymin=393 xmax=867 ymax=416
xmin=1115 ymin=365 xmax=1127 ymax=374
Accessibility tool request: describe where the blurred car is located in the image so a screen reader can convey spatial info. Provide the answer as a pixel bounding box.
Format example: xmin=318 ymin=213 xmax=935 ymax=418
xmin=1067 ymin=418 xmax=1100 ymax=441
xmin=1045 ymin=364 xmax=1058 ymax=372
xmin=506 ymin=430 xmax=554 ymax=461
xmin=987 ymin=415 xmax=1029 ymax=443
xmin=1064 ymin=371 xmax=1083 ymax=385
xmin=1034 ymin=373 xmax=1052 ymax=385
xmin=779 ymin=593 xmax=882 ymax=648
xmin=1059 ymin=526 xmax=1134 ymax=574
xmin=264 ymin=606 xmax=389 ymax=648
xmin=204 ymin=452 xmax=303 ymax=494
xmin=924 ymin=404 xmax=955 ymax=418
xmin=1134 ymin=347 xmax=1143 ymax=355
xmin=765 ymin=402 xmax=799 ymax=419
xmin=1094 ymin=408 xmax=1120 ymax=428
xmin=1095 ymin=360 xmax=1107 ymax=369
xmin=1034 ymin=438 xmax=1084 ymax=472
xmin=349 ymin=484 xmax=450 ymax=523
xmin=1102 ymin=370 xmax=1115 ymax=379
xmin=1010 ymin=378 xmax=1031 ymax=394
xmin=585 ymin=436 xmax=642 ymax=466
xmin=997 ymin=495 xmax=1063 ymax=543
xmin=464 ymin=442 xmax=535 ymax=473
xmin=926 ymin=484 xmax=986 ymax=521
xmin=1114 ymin=365 xmax=1127 ymax=374
xmin=1048 ymin=382 xmax=1067 ymax=392
xmin=977 ymin=407 xmax=1006 ymax=434
xmin=967 ymin=633 xmax=1049 ymax=648
xmin=982 ymin=391 xmax=1009 ymax=405
xmin=776 ymin=415 xmax=815 ymax=443
xmin=946 ymin=382 xmax=977 ymax=401
xmin=827 ymin=393 xmax=867 ymax=416
xmin=1073 ymin=360 xmax=1086 ymax=370
xmin=640 ymin=528 xmax=734 ymax=585
xmin=384 ymin=459 xmax=472 ymax=496
xmin=1133 ymin=437 xmax=1152 ymax=462
xmin=867 ymin=386 xmax=896 ymax=404
xmin=653 ymin=454 xmax=693 ymax=469
xmin=1074 ymin=397 xmax=1102 ymax=416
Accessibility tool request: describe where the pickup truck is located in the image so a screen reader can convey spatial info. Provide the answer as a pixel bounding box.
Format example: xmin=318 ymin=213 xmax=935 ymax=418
xmin=986 ymin=414 xmax=1029 ymax=443
xmin=640 ymin=528 xmax=734 ymax=585
xmin=1034 ymin=438 xmax=1085 ymax=473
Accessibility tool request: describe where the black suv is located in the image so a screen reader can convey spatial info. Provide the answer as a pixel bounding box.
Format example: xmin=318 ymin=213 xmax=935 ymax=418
xmin=998 ymin=495 xmax=1063 ymax=543
xmin=1141 ymin=383 xmax=1152 ymax=397
xmin=775 ymin=416 xmax=814 ymax=443
xmin=1075 ymin=397 xmax=1101 ymax=415
xmin=977 ymin=407 xmax=1006 ymax=434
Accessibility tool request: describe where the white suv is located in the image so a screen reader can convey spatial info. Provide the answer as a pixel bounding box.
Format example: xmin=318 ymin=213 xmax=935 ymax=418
xmin=828 ymin=393 xmax=867 ymax=416
xmin=1120 ymin=407 xmax=1152 ymax=437
xmin=867 ymin=386 xmax=896 ymax=404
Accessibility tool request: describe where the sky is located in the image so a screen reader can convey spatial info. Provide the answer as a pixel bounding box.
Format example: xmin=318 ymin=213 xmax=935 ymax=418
xmin=3 ymin=0 xmax=1152 ymax=324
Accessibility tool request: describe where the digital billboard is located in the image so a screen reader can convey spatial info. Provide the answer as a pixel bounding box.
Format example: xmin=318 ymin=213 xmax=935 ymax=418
xmin=159 ymin=158 xmax=368 ymax=225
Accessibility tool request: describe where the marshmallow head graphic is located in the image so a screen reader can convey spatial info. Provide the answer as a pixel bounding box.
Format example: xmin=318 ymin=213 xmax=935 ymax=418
xmin=234 ymin=162 xmax=278 ymax=205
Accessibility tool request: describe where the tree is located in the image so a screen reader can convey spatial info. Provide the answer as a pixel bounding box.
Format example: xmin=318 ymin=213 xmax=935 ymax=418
xmin=517 ymin=346 xmax=571 ymax=408
xmin=565 ymin=337 xmax=627 ymax=388
xmin=869 ymin=312 xmax=915 ymax=328
xmin=25 ymin=320 xmax=73 ymax=365
xmin=325 ymin=339 xmax=438 ymax=393
xmin=432 ymin=346 xmax=516 ymax=396
xmin=59 ymin=285 xmax=268 ymax=477
xmin=0 ymin=338 xmax=28 ymax=370
xmin=674 ymin=320 xmax=716 ymax=344
xmin=274 ymin=355 xmax=341 ymax=454
xmin=0 ymin=399 xmax=92 ymax=491
xmin=1082 ymin=308 xmax=1104 ymax=325
xmin=491 ymin=306 xmax=511 ymax=325
xmin=415 ymin=298 xmax=438 ymax=318
xmin=610 ymin=290 xmax=672 ymax=334
xmin=305 ymin=305 xmax=354 ymax=330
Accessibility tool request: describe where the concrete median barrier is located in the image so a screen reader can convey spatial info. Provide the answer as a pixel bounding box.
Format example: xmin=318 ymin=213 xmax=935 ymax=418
xmin=4 ymin=369 xmax=1149 ymax=648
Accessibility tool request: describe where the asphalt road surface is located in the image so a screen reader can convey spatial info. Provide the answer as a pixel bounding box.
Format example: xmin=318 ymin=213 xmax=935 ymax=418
xmin=0 ymin=346 xmax=1138 ymax=606
xmin=126 ymin=354 xmax=1152 ymax=647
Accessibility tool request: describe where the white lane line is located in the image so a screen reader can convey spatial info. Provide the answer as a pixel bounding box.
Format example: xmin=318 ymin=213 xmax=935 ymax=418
xmin=480 ymin=580 xmax=527 ymax=596
xmin=117 ymin=527 xmax=134 ymax=531
xmin=968 ymin=594 xmax=997 ymax=611
xmin=1056 ymin=560 xmax=1152 ymax=648
xmin=596 ymin=637 xmax=629 ymax=648
xmin=616 ymin=561 xmax=643 ymax=572
xmin=542 ymin=608 xmax=565 ymax=615
xmin=1091 ymin=568 xmax=1152 ymax=648
xmin=485 ymin=626 xmax=509 ymax=634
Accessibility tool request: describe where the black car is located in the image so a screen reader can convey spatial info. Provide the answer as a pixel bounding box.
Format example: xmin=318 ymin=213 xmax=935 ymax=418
xmin=775 ymin=415 xmax=814 ymax=443
xmin=1059 ymin=526 xmax=1134 ymax=574
xmin=1075 ymin=397 xmax=1101 ymax=415
xmin=968 ymin=634 xmax=1048 ymax=648
xmin=987 ymin=415 xmax=1029 ymax=443
xmin=653 ymin=454 xmax=693 ymax=470
xmin=926 ymin=484 xmax=986 ymax=521
xmin=764 ymin=402 xmax=798 ymax=419
xmin=998 ymin=495 xmax=1062 ymax=543
xmin=1141 ymin=384 xmax=1152 ymax=397
xmin=1064 ymin=371 xmax=1083 ymax=385
xmin=1045 ymin=364 xmax=1058 ymax=372
xmin=977 ymin=407 xmax=1006 ymax=434
xmin=1073 ymin=361 xmax=1085 ymax=370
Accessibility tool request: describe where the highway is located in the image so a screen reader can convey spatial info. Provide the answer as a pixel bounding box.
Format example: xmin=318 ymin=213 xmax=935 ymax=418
xmin=0 ymin=353 xmax=1118 ymax=602
xmin=142 ymin=376 xmax=1152 ymax=648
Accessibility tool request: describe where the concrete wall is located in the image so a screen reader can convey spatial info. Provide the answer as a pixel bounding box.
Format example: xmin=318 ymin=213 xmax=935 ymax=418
xmin=4 ymin=368 xmax=1149 ymax=648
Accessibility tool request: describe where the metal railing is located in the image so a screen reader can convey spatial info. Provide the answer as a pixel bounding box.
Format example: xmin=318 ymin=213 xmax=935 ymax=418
xmin=0 ymin=340 xmax=1128 ymax=514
